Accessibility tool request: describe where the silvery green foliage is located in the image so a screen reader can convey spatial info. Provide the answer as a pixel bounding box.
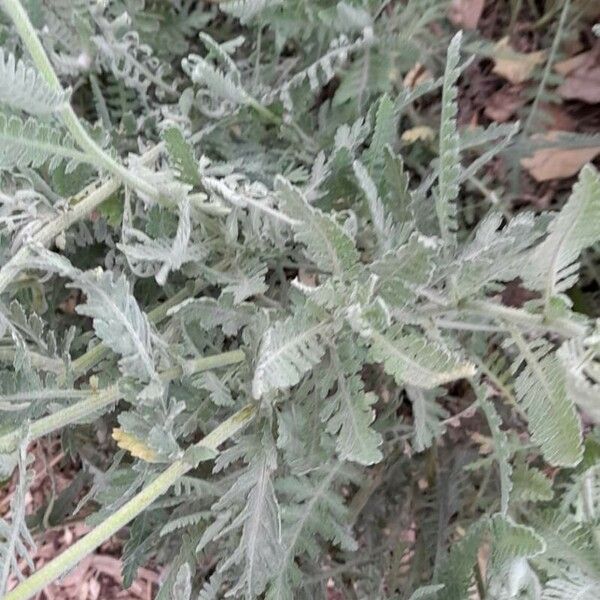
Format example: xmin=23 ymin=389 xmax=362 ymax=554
xmin=0 ymin=444 xmax=34 ymax=596
xmin=0 ymin=48 xmax=69 ymax=115
xmin=0 ymin=114 xmax=86 ymax=171
xmin=1 ymin=2 xmax=600 ymax=599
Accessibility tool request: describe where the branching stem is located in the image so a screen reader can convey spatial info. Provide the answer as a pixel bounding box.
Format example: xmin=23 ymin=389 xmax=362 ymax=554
xmin=0 ymin=144 xmax=162 ymax=296
xmin=3 ymin=404 xmax=256 ymax=600
xmin=0 ymin=0 xmax=158 ymax=197
xmin=0 ymin=349 xmax=246 ymax=452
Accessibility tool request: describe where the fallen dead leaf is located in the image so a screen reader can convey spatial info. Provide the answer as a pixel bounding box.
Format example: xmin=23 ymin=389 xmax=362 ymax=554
xmin=471 ymin=432 xmax=493 ymax=454
xmin=521 ymin=132 xmax=600 ymax=182
xmin=555 ymin=48 xmax=600 ymax=104
xmin=554 ymin=50 xmax=593 ymax=76
xmin=448 ymin=0 xmax=485 ymax=30
xmin=492 ymin=37 xmax=546 ymax=84
xmin=478 ymin=542 xmax=491 ymax=582
xmin=537 ymin=102 xmax=577 ymax=131
xmin=403 ymin=62 xmax=432 ymax=89
xmin=484 ymin=85 xmax=526 ymax=122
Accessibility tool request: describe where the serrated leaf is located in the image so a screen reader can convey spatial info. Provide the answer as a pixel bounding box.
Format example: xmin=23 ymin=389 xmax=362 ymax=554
xmin=172 ymin=563 xmax=193 ymax=600
xmin=478 ymin=391 xmax=513 ymax=515
xmin=371 ymin=232 xmax=437 ymax=308
xmin=0 ymin=445 xmax=34 ymax=596
xmin=542 ymin=573 xmax=599 ymax=600
xmin=321 ymin=355 xmax=383 ymax=465
xmin=28 ymin=248 xmax=157 ymax=380
xmin=276 ymin=177 xmax=359 ymax=276
xmin=252 ymin=312 xmax=330 ymax=399
xmin=489 ymin=514 xmax=546 ymax=568
xmin=511 ymin=462 xmax=553 ymax=503
xmin=435 ymin=31 xmax=463 ymax=250
xmin=216 ymin=432 xmax=282 ymax=598
xmin=407 ymin=386 xmax=448 ymax=453
xmin=0 ymin=49 xmax=69 ymax=115
xmin=170 ymin=297 xmax=255 ymax=337
xmin=524 ymin=164 xmax=600 ymax=305
xmin=162 ymin=127 xmax=201 ymax=186
xmin=369 ymin=326 xmax=476 ymax=389
xmin=352 ymin=159 xmax=388 ymax=248
xmin=365 ymin=93 xmax=396 ymax=168
xmin=0 ymin=113 xmax=87 ymax=172
xmin=511 ymin=334 xmax=583 ymax=467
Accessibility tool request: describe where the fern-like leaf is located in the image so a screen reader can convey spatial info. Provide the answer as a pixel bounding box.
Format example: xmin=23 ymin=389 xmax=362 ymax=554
xmin=435 ymin=31 xmax=463 ymax=251
xmin=0 ymin=49 xmax=69 ymax=115
xmin=215 ymin=431 xmax=282 ymax=598
xmin=406 ymin=385 xmax=448 ymax=453
xmin=542 ymin=572 xmax=599 ymax=600
xmin=277 ymin=177 xmax=360 ymax=276
xmin=524 ymin=164 xmax=600 ymax=306
xmin=0 ymin=113 xmax=86 ymax=172
xmin=162 ymin=127 xmax=201 ymax=187
xmin=252 ymin=311 xmax=330 ymax=399
xmin=322 ymin=340 xmax=383 ymax=465
xmin=28 ymin=248 xmax=157 ymax=380
xmin=368 ymin=326 xmax=475 ymax=389
xmin=478 ymin=390 xmax=513 ymax=515
xmin=510 ymin=332 xmax=583 ymax=467
xmin=267 ymin=462 xmax=356 ymax=599
xmin=0 ymin=444 xmax=35 ymax=596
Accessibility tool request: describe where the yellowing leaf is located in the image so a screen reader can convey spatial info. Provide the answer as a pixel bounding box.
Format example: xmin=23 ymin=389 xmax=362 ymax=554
xmin=492 ymin=38 xmax=545 ymax=84
xmin=401 ymin=126 xmax=435 ymax=144
xmin=521 ymin=132 xmax=600 ymax=182
xmin=112 ymin=428 xmax=159 ymax=462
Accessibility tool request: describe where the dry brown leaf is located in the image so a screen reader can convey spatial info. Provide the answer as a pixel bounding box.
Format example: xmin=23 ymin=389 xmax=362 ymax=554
xmin=537 ymin=102 xmax=577 ymax=131
xmin=492 ymin=37 xmax=546 ymax=84
xmin=484 ymin=85 xmax=526 ymax=122
xmin=558 ymin=65 xmax=600 ymax=103
xmin=403 ymin=63 xmax=432 ymax=89
xmin=521 ymin=132 xmax=600 ymax=182
xmin=448 ymin=0 xmax=485 ymax=30
xmin=554 ymin=50 xmax=593 ymax=76
xmin=555 ymin=47 xmax=600 ymax=104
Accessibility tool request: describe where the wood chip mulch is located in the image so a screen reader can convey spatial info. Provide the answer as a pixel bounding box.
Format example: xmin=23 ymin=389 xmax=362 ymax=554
xmin=1 ymin=440 xmax=161 ymax=600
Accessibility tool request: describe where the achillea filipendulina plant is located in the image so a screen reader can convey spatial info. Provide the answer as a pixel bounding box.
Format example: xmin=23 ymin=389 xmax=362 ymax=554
xmin=0 ymin=1 xmax=599 ymax=598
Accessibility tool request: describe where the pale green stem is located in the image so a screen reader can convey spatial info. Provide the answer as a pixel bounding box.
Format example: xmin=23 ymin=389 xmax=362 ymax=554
xmin=0 ymin=144 xmax=162 ymax=297
xmin=3 ymin=404 xmax=256 ymax=600
xmin=0 ymin=179 xmax=118 ymax=296
xmin=0 ymin=347 xmax=63 ymax=373
xmin=0 ymin=386 xmax=119 ymax=452
xmin=157 ymin=349 xmax=246 ymax=381
xmin=0 ymin=0 xmax=157 ymax=198
xmin=462 ymin=299 xmax=587 ymax=339
xmin=0 ymin=349 xmax=246 ymax=452
xmin=523 ymin=0 xmax=570 ymax=135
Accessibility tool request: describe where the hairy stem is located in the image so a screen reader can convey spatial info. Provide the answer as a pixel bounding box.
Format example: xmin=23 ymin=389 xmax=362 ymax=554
xmin=461 ymin=299 xmax=587 ymax=339
xmin=0 ymin=0 xmax=157 ymax=197
xmin=3 ymin=404 xmax=256 ymax=600
xmin=0 ymin=349 xmax=246 ymax=452
xmin=523 ymin=0 xmax=570 ymax=135
xmin=0 ymin=144 xmax=162 ymax=297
